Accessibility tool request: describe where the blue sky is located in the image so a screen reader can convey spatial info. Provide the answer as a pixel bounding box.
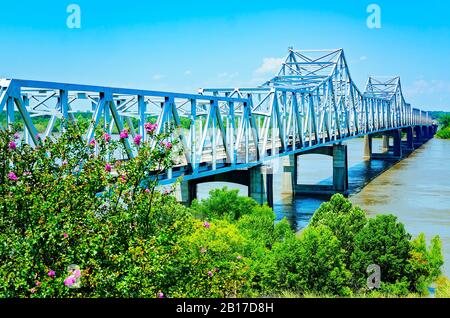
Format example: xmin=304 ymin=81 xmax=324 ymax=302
xmin=0 ymin=0 xmax=449 ymax=110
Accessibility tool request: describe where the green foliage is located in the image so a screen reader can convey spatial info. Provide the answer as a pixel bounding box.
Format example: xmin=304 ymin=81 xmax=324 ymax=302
xmin=0 ymin=122 xmax=195 ymax=297
xmin=191 ymin=187 xmax=258 ymax=221
xmin=258 ymin=226 xmax=351 ymax=296
xmin=438 ymin=113 xmax=450 ymax=128
xmin=350 ymin=215 xmax=412 ymax=292
xmin=176 ymin=219 xmax=251 ymax=297
xmin=436 ymin=276 xmax=450 ymax=298
xmin=310 ymin=194 xmax=367 ymax=265
xmin=436 ymin=113 xmax=450 ymax=139
xmin=436 ymin=127 xmax=450 ymax=139
xmin=407 ymin=234 xmax=444 ymax=294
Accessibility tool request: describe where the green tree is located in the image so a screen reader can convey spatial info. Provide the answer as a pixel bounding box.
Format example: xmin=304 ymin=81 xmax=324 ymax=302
xmin=407 ymin=234 xmax=444 ymax=294
xmin=350 ymin=215 xmax=412 ymax=292
xmin=191 ymin=187 xmax=258 ymax=221
xmin=259 ymin=226 xmax=352 ymax=296
xmin=310 ymin=194 xmax=367 ymax=265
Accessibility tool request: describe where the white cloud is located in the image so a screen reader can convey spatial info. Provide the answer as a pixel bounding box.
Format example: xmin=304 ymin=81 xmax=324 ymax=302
xmin=184 ymin=70 xmax=192 ymax=76
xmin=404 ymin=79 xmax=450 ymax=97
xmin=152 ymin=74 xmax=164 ymax=80
xmin=255 ymin=57 xmax=284 ymax=75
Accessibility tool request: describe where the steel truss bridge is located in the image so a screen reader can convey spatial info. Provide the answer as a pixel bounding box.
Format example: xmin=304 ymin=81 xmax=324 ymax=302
xmin=0 ymin=48 xmax=435 ymax=186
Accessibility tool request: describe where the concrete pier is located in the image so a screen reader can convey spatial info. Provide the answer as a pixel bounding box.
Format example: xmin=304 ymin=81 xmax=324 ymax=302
xmin=367 ymin=129 xmax=403 ymax=160
xmin=177 ymin=165 xmax=274 ymax=207
xmin=295 ymin=143 xmax=348 ymax=195
xmin=404 ymin=127 xmax=414 ymax=151
xmin=249 ymin=165 xmax=273 ymax=207
xmin=280 ymin=155 xmax=297 ymax=196
xmin=364 ymin=135 xmax=373 ymax=160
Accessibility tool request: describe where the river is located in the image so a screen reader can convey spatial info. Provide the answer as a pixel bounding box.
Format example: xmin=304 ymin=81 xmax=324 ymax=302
xmin=198 ymin=138 xmax=450 ymax=277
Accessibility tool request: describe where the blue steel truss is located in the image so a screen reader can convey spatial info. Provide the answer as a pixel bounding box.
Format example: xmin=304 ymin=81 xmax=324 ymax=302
xmin=0 ymin=48 xmax=434 ymax=183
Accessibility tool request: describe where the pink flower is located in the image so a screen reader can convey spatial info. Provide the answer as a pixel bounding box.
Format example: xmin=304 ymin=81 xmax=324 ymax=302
xmin=134 ymin=134 xmax=142 ymax=146
xmin=63 ymin=233 xmax=68 ymax=239
xmin=203 ymin=221 xmax=210 ymax=229
xmin=208 ymin=271 xmax=213 ymax=277
xmin=237 ymin=255 xmax=242 ymax=260
xmin=36 ymin=134 xmax=41 ymax=140
xmin=145 ymin=189 xmax=150 ymax=193
xmin=48 ymin=270 xmax=56 ymax=278
xmin=35 ymin=281 xmax=41 ymax=287
xmin=64 ymin=276 xmax=76 ymax=287
xmin=157 ymin=292 xmax=164 ymax=298
xmin=73 ymin=269 xmax=81 ymax=279
xmin=105 ymin=164 xmax=112 ymax=172
xmin=119 ymin=129 xmax=129 ymax=139
xmin=8 ymin=141 xmax=17 ymax=150
xmin=14 ymin=133 xmax=20 ymax=140
xmin=200 ymin=247 xmax=207 ymax=254
xmin=62 ymin=160 xmax=68 ymax=166
xmin=120 ymin=175 xmax=126 ymax=183
xmin=30 ymin=288 xmax=36 ymax=294
xmin=145 ymin=122 xmax=158 ymax=134
xmin=89 ymin=139 xmax=96 ymax=147
xmin=103 ymin=133 xmax=112 ymax=142
xmin=160 ymin=141 xmax=172 ymax=150
xmin=8 ymin=172 xmax=18 ymax=181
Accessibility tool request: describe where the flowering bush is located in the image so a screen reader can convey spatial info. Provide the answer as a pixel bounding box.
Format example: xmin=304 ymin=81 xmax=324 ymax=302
xmin=0 ymin=122 xmax=191 ymax=297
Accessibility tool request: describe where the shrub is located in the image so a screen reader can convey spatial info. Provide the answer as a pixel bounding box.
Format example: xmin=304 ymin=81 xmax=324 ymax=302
xmin=176 ymin=219 xmax=251 ymax=297
xmin=258 ymin=226 xmax=352 ymax=296
xmin=436 ymin=276 xmax=450 ymax=298
xmin=191 ymin=187 xmax=257 ymax=221
xmin=436 ymin=127 xmax=450 ymax=139
xmin=407 ymin=234 xmax=444 ymax=294
xmin=0 ymin=122 xmax=191 ymax=297
xmin=350 ymin=215 xmax=412 ymax=292
xmin=310 ymin=194 xmax=367 ymax=265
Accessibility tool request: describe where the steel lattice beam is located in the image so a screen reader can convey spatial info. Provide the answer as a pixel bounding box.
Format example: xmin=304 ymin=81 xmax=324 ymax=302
xmin=0 ymin=48 xmax=435 ymax=183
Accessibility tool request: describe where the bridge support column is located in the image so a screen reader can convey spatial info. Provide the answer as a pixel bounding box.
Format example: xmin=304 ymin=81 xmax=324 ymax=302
xmin=392 ymin=129 xmax=402 ymax=158
xmin=428 ymin=126 xmax=434 ymax=138
xmin=281 ymin=155 xmax=297 ymax=196
xmin=404 ymin=127 xmax=414 ymax=151
xmin=333 ymin=144 xmax=349 ymax=193
xmin=382 ymin=135 xmax=390 ymax=153
xmin=249 ymin=165 xmax=273 ymax=207
xmin=178 ymin=180 xmax=197 ymax=206
xmin=295 ymin=144 xmax=348 ymax=195
xmin=364 ymin=135 xmax=373 ymax=160
xmin=422 ymin=126 xmax=429 ymax=140
xmin=414 ymin=126 xmax=423 ymax=147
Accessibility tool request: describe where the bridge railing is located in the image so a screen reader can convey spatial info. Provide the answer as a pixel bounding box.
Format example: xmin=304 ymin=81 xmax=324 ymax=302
xmin=0 ymin=78 xmax=254 ymax=175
